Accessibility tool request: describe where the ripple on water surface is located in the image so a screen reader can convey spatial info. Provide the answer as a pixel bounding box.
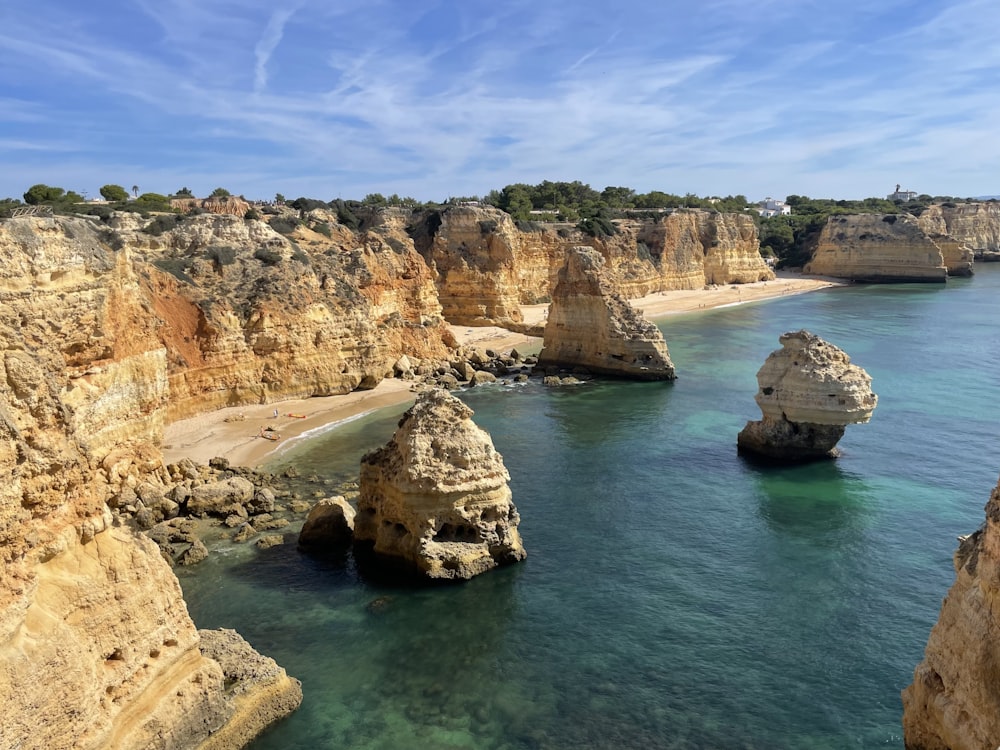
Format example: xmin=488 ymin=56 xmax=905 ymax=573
xmin=177 ymin=266 xmax=1000 ymax=749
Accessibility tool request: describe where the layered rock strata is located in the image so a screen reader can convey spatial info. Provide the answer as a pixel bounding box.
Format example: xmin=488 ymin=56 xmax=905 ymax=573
xmin=804 ymin=214 xmax=948 ymax=282
xmin=918 ymin=202 xmax=1000 ymax=260
xmin=0 ymin=215 xmax=301 ymax=749
xmin=355 ymin=389 xmax=525 ymax=579
xmin=412 ymin=206 xmax=773 ymax=327
xmin=86 ymin=211 xmax=450 ymax=419
xmin=536 ymin=247 xmax=676 ymax=380
xmin=737 ymin=330 xmax=877 ymax=460
xmin=902 ymin=478 xmax=1000 ymax=750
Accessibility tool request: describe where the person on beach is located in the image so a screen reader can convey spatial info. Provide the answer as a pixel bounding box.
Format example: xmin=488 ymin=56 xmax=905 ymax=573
xmin=273 ymin=408 xmax=279 ymax=418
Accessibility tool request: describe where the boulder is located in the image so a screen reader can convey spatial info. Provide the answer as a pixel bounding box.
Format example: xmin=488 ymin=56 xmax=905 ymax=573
xmin=355 ymin=389 xmax=526 ymax=580
xmin=298 ymin=497 xmax=356 ymax=552
xmin=737 ymin=330 xmax=877 ymax=461
xmin=536 ymin=247 xmax=676 ymax=380
xmin=187 ymin=476 xmax=256 ymax=516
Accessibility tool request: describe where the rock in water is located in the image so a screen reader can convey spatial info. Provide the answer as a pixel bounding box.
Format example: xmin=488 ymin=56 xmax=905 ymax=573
xmin=355 ymin=389 xmax=526 ymax=579
xmin=902 ymin=479 xmax=1000 ymax=750
xmin=298 ymin=496 xmax=356 ymax=552
xmin=737 ymin=330 xmax=877 ymax=461
xmin=535 ymin=247 xmax=676 ymax=380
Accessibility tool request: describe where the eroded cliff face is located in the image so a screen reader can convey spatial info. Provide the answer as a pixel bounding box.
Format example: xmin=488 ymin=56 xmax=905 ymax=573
xmin=536 ymin=247 xmax=676 ymax=380
xmin=902 ymin=478 xmax=1000 ymax=750
xmin=355 ymin=388 xmax=525 ymax=579
xmin=804 ymin=214 xmax=948 ymax=282
xmin=918 ymin=203 xmax=1000 ymax=259
xmin=413 ymin=206 xmax=773 ymax=326
xmin=113 ymin=211 xmax=450 ymax=420
xmin=0 ymin=216 xmax=300 ymax=750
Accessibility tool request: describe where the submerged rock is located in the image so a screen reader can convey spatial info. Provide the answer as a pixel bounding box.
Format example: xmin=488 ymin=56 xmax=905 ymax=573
xmin=535 ymin=247 xmax=676 ymax=380
xmin=354 ymin=388 xmax=526 ymax=580
xmin=737 ymin=330 xmax=877 ymax=461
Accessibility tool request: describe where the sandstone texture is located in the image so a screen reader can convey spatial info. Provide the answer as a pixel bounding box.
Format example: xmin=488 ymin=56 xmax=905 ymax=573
xmin=902 ymin=478 xmax=1000 ymax=750
xmin=197 ymin=629 xmax=304 ymax=750
xmin=804 ymin=214 xmax=947 ymax=282
xmin=412 ymin=206 xmax=773 ymax=327
xmin=355 ymin=389 xmax=525 ymax=579
xmin=298 ymin=496 xmax=356 ymax=552
xmin=536 ymin=247 xmax=676 ymax=380
xmin=737 ymin=330 xmax=877 ymax=460
xmin=0 ymin=215 xmax=302 ymax=750
xmin=918 ymin=202 xmax=1000 ymax=261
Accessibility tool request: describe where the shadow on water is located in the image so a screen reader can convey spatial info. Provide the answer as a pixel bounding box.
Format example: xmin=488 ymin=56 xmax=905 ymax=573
xmin=250 ymin=561 xmax=525 ymax=750
xmin=747 ymin=458 xmax=873 ymax=540
xmin=540 ymin=378 xmax=676 ymax=448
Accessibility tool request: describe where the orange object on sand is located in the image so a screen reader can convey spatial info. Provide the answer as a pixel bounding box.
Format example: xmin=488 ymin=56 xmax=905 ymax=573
xmin=287 ymin=413 xmax=307 ymax=419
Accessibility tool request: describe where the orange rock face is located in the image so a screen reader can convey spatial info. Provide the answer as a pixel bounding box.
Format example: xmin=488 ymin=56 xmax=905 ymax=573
xmin=0 ymin=216 xmax=301 ymax=750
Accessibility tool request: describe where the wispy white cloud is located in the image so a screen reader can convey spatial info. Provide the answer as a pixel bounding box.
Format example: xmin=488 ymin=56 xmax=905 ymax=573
xmin=254 ymin=6 xmax=299 ymax=93
xmin=1 ymin=0 xmax=999 ymax=201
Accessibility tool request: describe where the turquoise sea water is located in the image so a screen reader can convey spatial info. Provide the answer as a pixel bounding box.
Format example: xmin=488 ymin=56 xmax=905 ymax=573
xmin=178 ymin=268 xmax=1000 ymax=749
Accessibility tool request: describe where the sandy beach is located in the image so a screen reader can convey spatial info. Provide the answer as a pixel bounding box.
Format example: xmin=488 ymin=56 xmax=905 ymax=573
xmin=162 ymin=272 xmax=842 ymax=468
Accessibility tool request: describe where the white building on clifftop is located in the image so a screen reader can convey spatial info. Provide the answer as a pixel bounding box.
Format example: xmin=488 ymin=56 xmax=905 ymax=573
xmin=887 ymin=184 xmax=919 ymax=201
xmin=755 ymin=197 xmax=791 ymax=218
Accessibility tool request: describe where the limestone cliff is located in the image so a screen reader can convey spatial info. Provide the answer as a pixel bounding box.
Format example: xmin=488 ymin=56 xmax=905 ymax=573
xmin=113 ymin=211 xmax=450 ymax=419
xmin=355 ymin=388 xmax=525 ymax=579
xmin=804 ymin=214 xmax=948 ymax=282
xmin=0 ymin=215 xmax=300 ymax=750
xmin=918 ymin=202 xmax=1000 ymax=260
xmin=902 ymin=477 xmax=1000 ymax=750
xmin=413 ymin=206 xmax=773 ymax=327
xmin=635 ymin=209 xmax=774 ymax=290
xmin=737 ymin=330 xmax=877 ymax=461
xmin=536 ymin=247 xmax=676 ymax=380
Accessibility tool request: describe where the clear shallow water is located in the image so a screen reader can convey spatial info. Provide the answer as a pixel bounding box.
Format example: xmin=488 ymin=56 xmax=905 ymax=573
xmin=178 ymin=268 xmax=1000 ymax=749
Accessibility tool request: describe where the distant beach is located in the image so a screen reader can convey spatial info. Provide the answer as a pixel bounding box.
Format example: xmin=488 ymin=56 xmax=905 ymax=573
xmin=162 ymin=272 xmax=842 ymax=468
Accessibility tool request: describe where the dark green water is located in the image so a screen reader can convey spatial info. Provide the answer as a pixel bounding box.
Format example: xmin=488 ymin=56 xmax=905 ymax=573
xmin=178 ymin=267 xmax=1000 ymax=749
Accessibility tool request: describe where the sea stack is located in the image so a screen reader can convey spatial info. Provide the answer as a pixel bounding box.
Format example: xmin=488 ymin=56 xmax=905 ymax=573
xmin=354 ymin=389 xmax=526 ymax=580
xmin=902 ymin=478 xmax=1000 ymax=750
xmin=535 ymin=246 xmax=676 ymax=380
xmin=737 ymin=330 xmax=877 ymax=461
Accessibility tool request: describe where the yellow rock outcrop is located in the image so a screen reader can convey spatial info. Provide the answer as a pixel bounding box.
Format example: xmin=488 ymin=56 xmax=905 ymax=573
xmin=804 ymin=214 xmax=948 ymax=282
xmin=413 ymin=206 xmax=773 ymax=327
xmin=738 ymin=330 xmax=877 ymax=461
xmin=355 ymin=388 xmax=526 ymax=579
xmin=0 ymin=216 xmax=301 ymax=749
xmin=902 ymin=477 xmax=1000 ymax=750
xmin=918 ymin=202 xmax=1000 ymax=259
xmin=536 ymin=247 xmax=676 ymax=380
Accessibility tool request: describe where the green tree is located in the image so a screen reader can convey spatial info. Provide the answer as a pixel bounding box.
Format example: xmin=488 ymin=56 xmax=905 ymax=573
xmin=362 ymin=193 xmax=387 ymax=206
xmin=274 ymin=193 xmax=285 ymax=204
xmin=209 ymin=187 xmax=231 ymax=198
xmin=23 ymin=184 xmax=65 ymax=205
xmin=100 ymin=184 xmax=129 ymax=202
xmin=174 ymin=187 xmax=194 ymax=197
xmin=134 ymin=192 xmax=172 ymax=211
xmin=601 ymin=186 xmax=636 ymax=209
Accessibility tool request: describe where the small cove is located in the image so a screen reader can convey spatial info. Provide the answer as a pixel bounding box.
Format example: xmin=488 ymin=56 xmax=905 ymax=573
xmin=178 ymin=266 xmax=1000 ymax=749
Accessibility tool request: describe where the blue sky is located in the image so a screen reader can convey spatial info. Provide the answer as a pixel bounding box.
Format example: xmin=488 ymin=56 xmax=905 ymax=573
xmin=1 ymin=0 xmax=997 ymax=203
